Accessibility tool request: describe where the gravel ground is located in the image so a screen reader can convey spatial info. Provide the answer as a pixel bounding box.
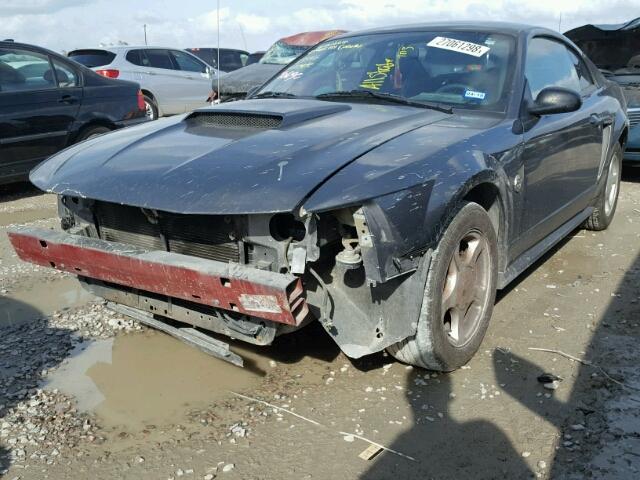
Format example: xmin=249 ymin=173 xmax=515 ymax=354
xmin=0 ymin=173 xmax=639 ymax=479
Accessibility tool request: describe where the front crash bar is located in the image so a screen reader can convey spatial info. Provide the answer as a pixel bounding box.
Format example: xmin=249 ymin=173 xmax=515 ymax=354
xmin=8 ymin=227 xmax=308 ymax=326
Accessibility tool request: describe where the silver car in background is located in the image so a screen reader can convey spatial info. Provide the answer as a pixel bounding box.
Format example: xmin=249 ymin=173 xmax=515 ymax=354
xmin=68 ymin=46 xmax=218 ymax=120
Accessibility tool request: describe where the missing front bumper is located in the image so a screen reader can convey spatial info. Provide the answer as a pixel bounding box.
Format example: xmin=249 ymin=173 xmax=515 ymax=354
xmin=8 ymin=227 xmax=308 ymax=326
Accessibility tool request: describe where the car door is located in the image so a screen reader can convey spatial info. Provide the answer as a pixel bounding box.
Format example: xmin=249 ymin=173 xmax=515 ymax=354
xmin=517 ymin=37 xmax=604 ymax=252
xmin=0 ymin=46 xmax=81 ymax=182
xmin=139 ymin=49 xmax=186 ymax=115
xmin=168 ymin=50 xmax=211 ymax=112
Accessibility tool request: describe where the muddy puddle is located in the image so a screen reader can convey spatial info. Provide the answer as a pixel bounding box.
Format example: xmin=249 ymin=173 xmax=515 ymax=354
xmin=0 ymin=277 xmax=93 ymax=326
xmin=45 ymin=329 xmax=268 ymax=429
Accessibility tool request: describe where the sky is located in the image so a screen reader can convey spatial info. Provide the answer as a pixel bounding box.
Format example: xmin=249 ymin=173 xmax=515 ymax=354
xmin=1 ymin=0 xmax=639 ymax=54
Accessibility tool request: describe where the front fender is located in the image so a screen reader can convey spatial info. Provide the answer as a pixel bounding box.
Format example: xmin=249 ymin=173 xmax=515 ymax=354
xmin=303 ymin=118 xmax=517 ymax=283
xmin=359 ymin=151 xmax=511 ymax=283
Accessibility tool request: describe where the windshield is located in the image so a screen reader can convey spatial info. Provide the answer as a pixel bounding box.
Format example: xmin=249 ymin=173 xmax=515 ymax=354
xmin=257 ymin=31 xmax=516 ymax=111
xmin=260 ymin=40 xmax=309 ymax=65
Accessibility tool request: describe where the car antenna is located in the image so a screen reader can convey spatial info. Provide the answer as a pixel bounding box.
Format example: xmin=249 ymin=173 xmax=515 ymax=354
xmin=216 ymin=0 xmax=221 ymax=99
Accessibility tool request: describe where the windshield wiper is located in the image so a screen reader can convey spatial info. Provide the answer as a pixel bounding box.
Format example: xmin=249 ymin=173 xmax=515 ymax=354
xmin=316 ymin=89 xmax=453 ymax=114
xmin=251 ymin=91 xmax=298 ymax=99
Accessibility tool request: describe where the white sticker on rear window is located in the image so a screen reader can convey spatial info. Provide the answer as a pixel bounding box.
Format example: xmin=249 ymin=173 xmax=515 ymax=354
xmin=427 ymin=37 xmax=490 ymax=57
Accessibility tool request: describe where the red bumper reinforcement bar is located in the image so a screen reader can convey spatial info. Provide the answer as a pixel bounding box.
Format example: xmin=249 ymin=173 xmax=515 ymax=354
xmin=8 ymin=227 xmax=308 ymax=326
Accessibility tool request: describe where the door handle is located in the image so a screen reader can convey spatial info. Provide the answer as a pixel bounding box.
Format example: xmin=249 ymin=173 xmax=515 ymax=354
xmin=58 ymin=95 xmax=78 ymax=104
xmin=146 ymin=71 xmax=157 ymax=76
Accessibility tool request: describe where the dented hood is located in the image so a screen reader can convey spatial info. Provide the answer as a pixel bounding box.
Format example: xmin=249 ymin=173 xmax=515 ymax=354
xmin=31 ymin=98 xmax=449 ymax=214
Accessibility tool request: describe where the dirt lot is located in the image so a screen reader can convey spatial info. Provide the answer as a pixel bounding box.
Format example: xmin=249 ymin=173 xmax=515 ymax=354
xmin=1 ymin=171 xmax=640 ymax=480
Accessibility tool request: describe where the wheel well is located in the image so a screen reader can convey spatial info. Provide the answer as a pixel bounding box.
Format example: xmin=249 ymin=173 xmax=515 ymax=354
xmin=464 ymin=183 xmax=505 ymax=271
xmin=141 ymin=89 xmax=155 ymax=101
xmin=71 ymin=120 xmax=114 ymax=145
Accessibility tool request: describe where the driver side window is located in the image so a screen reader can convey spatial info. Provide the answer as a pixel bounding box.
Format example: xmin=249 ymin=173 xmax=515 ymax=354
xmin=526 ymin=37 xmax=580 ymax=98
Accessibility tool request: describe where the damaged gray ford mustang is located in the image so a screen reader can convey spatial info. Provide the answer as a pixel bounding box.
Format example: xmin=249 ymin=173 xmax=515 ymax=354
xmin=8 ymin=22 xmax=628 ymax=371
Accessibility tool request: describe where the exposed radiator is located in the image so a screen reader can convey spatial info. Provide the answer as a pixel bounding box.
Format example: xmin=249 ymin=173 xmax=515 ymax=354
xmin=94 ymin=201 xmax=241 ymax=263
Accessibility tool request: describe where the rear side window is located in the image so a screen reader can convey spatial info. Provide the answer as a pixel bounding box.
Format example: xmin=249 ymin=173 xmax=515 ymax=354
xmin=144 ymin=49 xmax=174 ymax=70
xmin=0 ymin=47 xmax=55 ymax=92
xmin=170 ymin=50 xmax=206 ymax=73
xmin=126 ymin=49 xmax=146 ymax=66
xmin=525 ymin=37 xmax=580 ymax=98
xmin=51 ymin=58 xmax=78 ymax=87
xmin=68 ymin=49 xmax=115 ymax=68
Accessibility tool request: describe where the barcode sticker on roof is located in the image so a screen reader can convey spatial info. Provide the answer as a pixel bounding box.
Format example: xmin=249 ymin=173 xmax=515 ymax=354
xmin=427 ymin=37 xmax=490 ymax=57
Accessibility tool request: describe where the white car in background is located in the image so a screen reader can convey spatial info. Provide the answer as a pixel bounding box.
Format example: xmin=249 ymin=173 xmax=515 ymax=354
xmin=68 ymin=46 xmax=219 ymax=120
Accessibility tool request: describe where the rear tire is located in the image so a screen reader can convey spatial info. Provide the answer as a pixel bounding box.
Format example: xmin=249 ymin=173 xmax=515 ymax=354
xmin=76 ymin=125 xmax=111 ymax=142
xmin=584 ymin=143 xmax=622 ymax=231
xmin=387 ymin=202 xmax=498 ymax=371
xmin=143 ymin=95 xmax=159 ymax=120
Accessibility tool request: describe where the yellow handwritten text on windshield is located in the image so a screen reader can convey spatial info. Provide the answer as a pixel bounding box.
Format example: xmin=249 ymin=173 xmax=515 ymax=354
xmin=359 ymin=58 xmax=395 ymax=91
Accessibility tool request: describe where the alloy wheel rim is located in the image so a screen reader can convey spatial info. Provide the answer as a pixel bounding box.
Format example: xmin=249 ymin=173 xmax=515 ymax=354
xmin=604 ymin=154 xmax=620 ymax=217
xmin=441 ymin=230 xmax=491 ymax=347
xmin=145 ymin=101 xmax=155 ymax=120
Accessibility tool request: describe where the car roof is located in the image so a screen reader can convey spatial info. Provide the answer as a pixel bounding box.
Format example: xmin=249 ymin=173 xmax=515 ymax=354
xmin=69 ymin=46 xmax=191 ymax=52
xmin=279 ymin=30 xmax=347 ymax=46
xmin=334 ymin=21 xmax=559 ymax=38
xmin=186 ymin=47 xmax=250 ymax=54
xmin=0 ymin=40 xmax=58 ymax=52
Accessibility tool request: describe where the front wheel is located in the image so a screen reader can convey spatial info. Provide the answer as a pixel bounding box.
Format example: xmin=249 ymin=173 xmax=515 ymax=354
xmin=583 ymin=143 xmax=622 ymax=231
xmin=387 ymin=202 xmax=498 ymax=371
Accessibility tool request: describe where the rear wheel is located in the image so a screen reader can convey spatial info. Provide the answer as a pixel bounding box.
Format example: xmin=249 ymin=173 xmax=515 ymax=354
xmin=584 ymin=143 xmax=622 ymax=231
xmin=387 ymin=202 xmax=498 ymax=371
xmin=143 ymin=95 xmax=158 ymax=120
xmin=76 ymin=125 xmax=111 ymax=142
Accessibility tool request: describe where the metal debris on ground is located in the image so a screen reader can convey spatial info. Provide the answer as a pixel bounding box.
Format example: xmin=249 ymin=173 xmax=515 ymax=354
xmin=230 ymin=391 xmax=415 ymax=462
xmin=359 ymin=443 xmax=383 ymax=461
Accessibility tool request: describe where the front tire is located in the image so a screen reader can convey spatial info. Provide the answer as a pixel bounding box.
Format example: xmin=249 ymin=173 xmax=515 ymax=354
xmin=584 ymin=143 xmax=622 ymax=231
xmin=387 ymin=202 xmax=498 ymax=371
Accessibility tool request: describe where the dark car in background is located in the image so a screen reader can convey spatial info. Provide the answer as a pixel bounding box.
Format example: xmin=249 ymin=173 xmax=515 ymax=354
xmin=186 ymin=47 xmax=249 ymax=72
xmin=212 ymin=30 xmax=346 ymax=102
xmin=246 ymin=51 xmax=265 ymax=65
xmin=565 ymin=18 xmax=640 ymax=161
xmin=8 ymin=23 xmax=627 ymax=371
xmin=0 ymin=41 xmax=146 ymax=184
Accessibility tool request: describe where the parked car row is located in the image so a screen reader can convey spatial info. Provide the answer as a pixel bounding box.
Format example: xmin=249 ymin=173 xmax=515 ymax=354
xmin=68 ymin=46 xmax=218 ymax=120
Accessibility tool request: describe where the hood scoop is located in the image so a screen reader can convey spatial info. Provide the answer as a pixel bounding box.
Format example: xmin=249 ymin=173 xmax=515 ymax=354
xmin=187 ymin=100 xmax=352 ymax=129
xmin=186 ymin=111 xmax=283 ymax=129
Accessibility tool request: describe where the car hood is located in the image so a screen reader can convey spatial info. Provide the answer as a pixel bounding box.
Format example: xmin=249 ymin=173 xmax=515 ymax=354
xmin=217 ymin=63 xmax=283 ymax=95
xmin=31 ymin=98 xmax=450 ymax=214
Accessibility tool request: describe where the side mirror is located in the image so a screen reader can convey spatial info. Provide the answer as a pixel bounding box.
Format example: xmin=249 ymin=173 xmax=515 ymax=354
xmin=528 ymin=87 xmax=582 ymax=116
